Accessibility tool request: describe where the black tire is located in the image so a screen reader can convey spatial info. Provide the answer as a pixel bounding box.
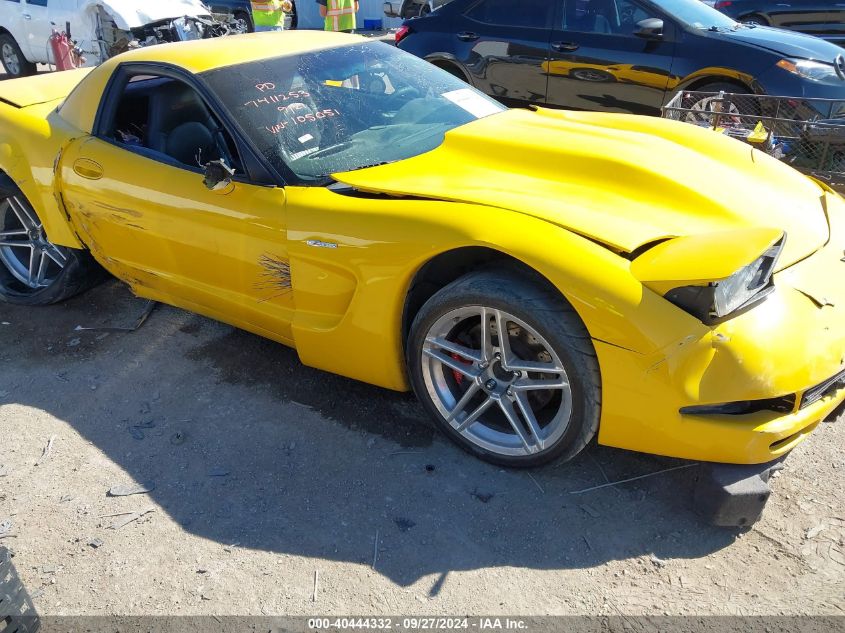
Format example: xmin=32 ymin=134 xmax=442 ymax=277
xmin=433 ymin=61 xmax=468 ymax=83
xmin=740 ymin=14 xmax=769 ymax=26
xmin=0 ymin=33 xmax=36 ymax=78
xmin=407 ymin=269 xmax=601 ymax=468
xmin=233 ymin=10 xmax=254 ymax=33
xmin=0 ymin=177 xmax=104 ymax=306
xmin=694 ymin=81 xmax=751 ymax=96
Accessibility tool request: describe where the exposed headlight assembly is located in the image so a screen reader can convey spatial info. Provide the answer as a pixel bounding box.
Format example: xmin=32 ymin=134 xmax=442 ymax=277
xmin=664 ymin=237 xmax=785 ymax=323
xmin=777 ymin=59 xmax=839 ymax=82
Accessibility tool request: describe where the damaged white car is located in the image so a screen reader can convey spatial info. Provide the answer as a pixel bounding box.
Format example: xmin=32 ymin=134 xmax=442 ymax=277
xmin=0 ymin=0 xmax=239 ymax=79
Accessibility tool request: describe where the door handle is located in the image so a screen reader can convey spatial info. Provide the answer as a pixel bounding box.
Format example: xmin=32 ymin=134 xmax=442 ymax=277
xmin=73 ymin=158 xmax=104 ymax=180
xmin=551 ymin=41 xmax=580 ymax=52
xmin=457 ymin=31 xmax=480 ymax=41
xmin=23 ymin=13 xmax=32 ymax=20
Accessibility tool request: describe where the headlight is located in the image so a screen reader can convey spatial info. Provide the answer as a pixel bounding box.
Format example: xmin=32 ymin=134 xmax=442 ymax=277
xmin=665 ymin=236 xmax=785 ymax=323
xmin=777 ymin=59 xmax=839 ymax=82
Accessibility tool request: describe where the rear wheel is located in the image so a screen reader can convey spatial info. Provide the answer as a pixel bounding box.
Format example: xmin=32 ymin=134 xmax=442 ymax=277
xmin=741 ymin=14 xmax=769 ymax=26
xmin=0 ymin=34 xmax=36 ymax=79
xmin=0 ymin=181 xmax=103 ymax=305
xmin=407 ymin=270 xmax=601 ymax=468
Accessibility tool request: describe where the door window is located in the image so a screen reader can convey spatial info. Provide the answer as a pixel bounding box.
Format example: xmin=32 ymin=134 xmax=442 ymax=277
xmin=565 ymin=0 xmax=658 ymax=35
xmin=102 ymin=73 xmax=243 ymax=174
xmin=466 ymin=0 xmax=554 ymax=29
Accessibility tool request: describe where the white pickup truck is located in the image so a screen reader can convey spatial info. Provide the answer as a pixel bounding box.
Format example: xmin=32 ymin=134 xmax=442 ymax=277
xmin=0 ymin=0 xmax=231 ymax=78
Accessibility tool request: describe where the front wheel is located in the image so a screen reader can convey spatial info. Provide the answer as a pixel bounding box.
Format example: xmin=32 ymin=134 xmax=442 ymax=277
xmin=0 ymin=180 xmax=103 ymax=305
xmin=675 ymin=82 xmax=758 ymax=126
xmin=0 ymin=34 xmax=36 ymax=79
xmin=407 ymin=270 xmax=601 ymax=468
xmin=232 ymin=11 xmax=253 ymax=33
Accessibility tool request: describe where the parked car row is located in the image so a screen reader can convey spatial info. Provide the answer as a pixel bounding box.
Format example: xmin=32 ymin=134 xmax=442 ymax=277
xmin=0 ymin=0 xmax=298 ymax=79
xmin=394 ymin=0 xmax=845 ymax=115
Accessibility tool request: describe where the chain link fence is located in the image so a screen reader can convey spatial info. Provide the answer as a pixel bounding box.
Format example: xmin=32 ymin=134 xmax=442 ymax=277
xmin=663 ymin=91 xmax=845 ymax=193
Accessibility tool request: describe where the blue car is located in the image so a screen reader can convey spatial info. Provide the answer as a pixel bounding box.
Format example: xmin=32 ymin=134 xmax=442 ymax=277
xmin=396 ymin=0 xmax=845 ymax=115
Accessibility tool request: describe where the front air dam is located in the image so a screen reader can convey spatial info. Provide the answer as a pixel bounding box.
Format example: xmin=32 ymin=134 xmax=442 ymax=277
xmin=693 ymin=457 xmax=789 ymax=526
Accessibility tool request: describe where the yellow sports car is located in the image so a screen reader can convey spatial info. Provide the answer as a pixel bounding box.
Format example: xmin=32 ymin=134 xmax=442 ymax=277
xmin=1 ymin=32 xmax=843 ymax=473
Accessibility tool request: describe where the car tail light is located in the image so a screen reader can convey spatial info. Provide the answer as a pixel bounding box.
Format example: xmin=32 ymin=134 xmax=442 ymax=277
xmin=714 ymin=1 xmax=732 ymax=8
xmin=395 ymin=25 xmax=411 ymax=44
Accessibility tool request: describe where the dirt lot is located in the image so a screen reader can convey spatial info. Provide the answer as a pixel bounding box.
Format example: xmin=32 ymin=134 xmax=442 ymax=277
xmin=0 ymin=279 xmax=843 ymax=618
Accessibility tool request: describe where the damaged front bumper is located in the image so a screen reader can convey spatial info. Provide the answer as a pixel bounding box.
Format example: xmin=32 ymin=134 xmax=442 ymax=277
xmin=597 ymin=191 xmax=845 ymax=465
xmin=93 ymin=9 xmax=236 ymax=61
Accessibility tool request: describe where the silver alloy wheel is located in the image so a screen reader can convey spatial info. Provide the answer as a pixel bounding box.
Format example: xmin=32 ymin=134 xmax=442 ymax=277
xmin=0 ymin=196 xmax=68 ymax=290
xmin=421 ymin=306 xmax=573 ymax=457
xmin=684 ymin=95 xmax=742 ymax=125
xmin=1 ymin=42 xmax=21 ymax=76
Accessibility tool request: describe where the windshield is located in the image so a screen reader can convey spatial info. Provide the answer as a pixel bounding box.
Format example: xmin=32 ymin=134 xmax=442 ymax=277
xmin=649 ymin=0 xmax=737 ymax=29
xmin=201 ymin=42 xmax=505 ymax=183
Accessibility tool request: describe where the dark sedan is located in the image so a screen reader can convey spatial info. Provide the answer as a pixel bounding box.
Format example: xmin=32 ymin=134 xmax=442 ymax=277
xmin=396 ymin=0 xmax=845 ymax=115
xmin=713 ymin=1 xmax=845 ymax=46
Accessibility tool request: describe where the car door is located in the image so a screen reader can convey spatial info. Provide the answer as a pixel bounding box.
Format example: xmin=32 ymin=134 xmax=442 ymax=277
xmin=545 ymin=0 xmax=676 ymax=115
xmin=17 ymin=0 xmax=51 ymax=61
xmin=59 ymin=68 xmax=296 ymax=343
xmin=450 ymin=0 xmax=555 ymax=108
xmin=1 ymin=1 xmax=27 ymax=55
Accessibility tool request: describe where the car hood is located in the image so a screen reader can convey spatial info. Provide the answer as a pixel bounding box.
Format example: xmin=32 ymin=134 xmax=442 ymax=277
xmin=79 ymin=0 xmax=211 ymax=30
xmin=709 ymin=25 xmax=845 ymax=63
xmin=334 ymin=108 xmax=829 ymax=269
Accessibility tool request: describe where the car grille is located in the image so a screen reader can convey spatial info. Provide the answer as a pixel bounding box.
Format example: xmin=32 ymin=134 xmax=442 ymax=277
xmin=801 ymin=368 xmax=845 ymax=410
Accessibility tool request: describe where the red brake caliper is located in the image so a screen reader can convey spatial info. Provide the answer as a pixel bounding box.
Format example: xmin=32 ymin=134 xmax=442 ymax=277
xmin=451 ymin=352 xmax=473 ymax=386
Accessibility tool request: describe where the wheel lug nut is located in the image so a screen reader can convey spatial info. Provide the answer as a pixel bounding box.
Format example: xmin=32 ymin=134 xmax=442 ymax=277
xmin=485 ymin=379 xmax=497 ymax=390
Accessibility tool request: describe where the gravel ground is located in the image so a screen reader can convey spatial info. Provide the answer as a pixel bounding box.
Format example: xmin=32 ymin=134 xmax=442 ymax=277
xmin=0 ymin=279 xmax=843 ymax=618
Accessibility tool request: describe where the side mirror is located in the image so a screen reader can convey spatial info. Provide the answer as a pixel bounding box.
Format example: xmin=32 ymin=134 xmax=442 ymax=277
xmin=203 ymin=159 xmax=235 ymax=192
xmin=635 ymin=18 xmax=664 ymax=39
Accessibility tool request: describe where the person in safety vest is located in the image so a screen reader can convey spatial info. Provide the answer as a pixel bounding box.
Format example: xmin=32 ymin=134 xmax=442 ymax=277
xmin=251 ymin=0 xmax=293 ymax=32
xmin=317 ymin=0 xmax=358 ymax=33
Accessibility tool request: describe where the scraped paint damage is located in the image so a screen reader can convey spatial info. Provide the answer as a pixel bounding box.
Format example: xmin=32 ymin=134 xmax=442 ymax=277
xmin=256 ymin=253 xmax=293 ymax=302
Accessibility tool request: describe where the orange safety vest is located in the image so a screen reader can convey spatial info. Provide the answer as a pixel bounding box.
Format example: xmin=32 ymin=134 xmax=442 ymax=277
xmin=325 ymin=0 xmax=356 ymax=31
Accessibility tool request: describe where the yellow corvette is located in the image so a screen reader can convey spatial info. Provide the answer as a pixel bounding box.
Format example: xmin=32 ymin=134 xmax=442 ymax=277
xmin=1 ymin=32 xmax=843 ymax=472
